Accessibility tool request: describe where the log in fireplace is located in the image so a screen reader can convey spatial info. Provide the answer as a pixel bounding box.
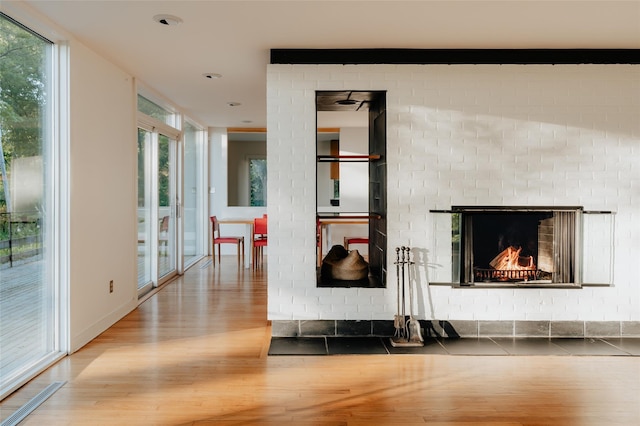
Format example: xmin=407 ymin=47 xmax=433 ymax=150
xmin=454 ymin=206 xmax=580 ymax=285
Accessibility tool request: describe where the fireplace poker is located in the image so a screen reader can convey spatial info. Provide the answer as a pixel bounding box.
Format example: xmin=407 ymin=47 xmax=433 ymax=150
xmin=393 ymin=247 xmax=403 ymax=338
xmin=401 ymin=246 xmax=407 ymax=339
xmin=405 ymin=247 xmax=424 ymax=345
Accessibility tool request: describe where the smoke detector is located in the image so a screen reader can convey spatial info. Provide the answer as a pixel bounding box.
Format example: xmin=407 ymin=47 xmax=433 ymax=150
xmin=153 ymin=14 xmax=183 ymax=26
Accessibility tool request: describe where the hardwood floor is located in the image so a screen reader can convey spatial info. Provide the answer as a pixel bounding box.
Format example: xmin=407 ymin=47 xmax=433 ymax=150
xmin=1 ymin=256 xmax=639 ymax=425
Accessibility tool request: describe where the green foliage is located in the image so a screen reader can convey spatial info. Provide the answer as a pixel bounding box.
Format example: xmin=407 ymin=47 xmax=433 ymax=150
xmin=0 ymin=16 xmax=46 ymax=157
xmin=137 ymin=95 xmax=171 ymax=123
xmin=137 ymin=130 xmax=172 ymax=208
xmin=249 ymin=158 xmax=266 ymax=206
xmin=0 ymin=212 xmax=40 ymax=242
xmin=137 ymin=129 xmax=147 ymax=207
xmin=452 ymin=212 xmax=460 ymax=243
xmin=0 ymin=15 xmax=48 ymax=211
xmin=158 ymin=134 xmax=170 ymax=207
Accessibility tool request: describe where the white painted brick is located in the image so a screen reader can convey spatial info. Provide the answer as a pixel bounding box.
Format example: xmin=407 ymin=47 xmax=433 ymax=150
xmin=339 ymin=305 xmax=360 ymax=317
xmin=267 ymin=63 xmax=640 ymax=323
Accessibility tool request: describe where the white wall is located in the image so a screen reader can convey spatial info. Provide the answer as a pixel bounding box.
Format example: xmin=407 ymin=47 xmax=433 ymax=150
xmin=69 ymin=40 xmax=138 ymax=351
xmin=209 ymin=129 xmax=266 ymax=260
xmin=267 ymin=63 xmax=640 ymax=323
xmin=337 ymin=127 xmax=369 ymax=213
xmin=227 ymin=139 xmax=267 ymax=206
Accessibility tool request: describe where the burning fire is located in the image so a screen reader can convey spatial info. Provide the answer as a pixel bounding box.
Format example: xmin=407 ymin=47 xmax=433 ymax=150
xmin=489 ymin=246 xmax=535 ymax=271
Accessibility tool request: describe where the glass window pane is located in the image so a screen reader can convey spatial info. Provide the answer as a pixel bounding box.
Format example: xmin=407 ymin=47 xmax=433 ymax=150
xmin=429 ymin=212 xmax=457 ymax=283
xmin=582 ymin=213 xmax=614 ymax=285
xmin=137 ymin=95 xmax=176 ymax=127
xmin=0 ymin=14 xmax=56 ymax=394
xmin=249 ymin=158 xmax=267 ymax=207
xmin=157 ymin=134 xmax=175 ymax=277
xmin=183 ymin=122 xmax=202 ymax=265
xmin=137 ymin=128 xmax=152 ymax=288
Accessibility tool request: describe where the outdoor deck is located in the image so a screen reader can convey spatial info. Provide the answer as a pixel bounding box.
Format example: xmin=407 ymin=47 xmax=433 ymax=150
xmin=0 ymin=259 xmax=47 ymax=376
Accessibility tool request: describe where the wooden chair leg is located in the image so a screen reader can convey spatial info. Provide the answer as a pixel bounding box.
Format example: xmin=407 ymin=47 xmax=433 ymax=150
xmin=212 ymin=243 xmax=216 ymax=267
xmin=253 ymin=246 xmax=258 ymax=269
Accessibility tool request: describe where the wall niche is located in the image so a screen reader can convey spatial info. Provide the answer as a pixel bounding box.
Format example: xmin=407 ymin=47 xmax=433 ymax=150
xmin=315 ymin=91 xmax=387 ymax=288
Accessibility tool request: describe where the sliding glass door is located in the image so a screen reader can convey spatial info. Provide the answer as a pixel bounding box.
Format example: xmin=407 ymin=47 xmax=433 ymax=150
xmin=137 ymin=123 xmax=179 ymax=294
xmin=137 ymin=128 xmax=152 ymax=288
xmin=182 ymin=121 xmax=205 ymax=268
xmin=157 ymin=133 xmax=177 ymax=278
xmin=137 ymin=94 xmax=207 ymax=293
xmin=0 ymin=13 xmax=64 ymax=399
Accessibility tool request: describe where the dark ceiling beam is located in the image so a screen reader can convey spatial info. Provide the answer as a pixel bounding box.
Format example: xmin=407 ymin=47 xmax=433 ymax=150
xmin=271 ymin=49 xmax=640 ymax=65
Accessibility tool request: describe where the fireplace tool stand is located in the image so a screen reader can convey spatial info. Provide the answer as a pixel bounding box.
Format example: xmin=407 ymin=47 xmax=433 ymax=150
xmin=390 ymin=246 xmax=424 ymax=347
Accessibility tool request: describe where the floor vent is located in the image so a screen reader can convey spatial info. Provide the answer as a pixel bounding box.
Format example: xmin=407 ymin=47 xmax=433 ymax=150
xmin=1 ymin=381 xmax=66 ymax=426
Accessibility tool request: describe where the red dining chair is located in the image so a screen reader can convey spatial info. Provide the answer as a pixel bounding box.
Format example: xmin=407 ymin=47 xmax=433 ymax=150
xmin=210 ymin=216 xmax=244 ymax=267
xmin=344 ymin=236 xmax=369 ymax=251
xmin=252 ymin=216 xmax=268 ymax=268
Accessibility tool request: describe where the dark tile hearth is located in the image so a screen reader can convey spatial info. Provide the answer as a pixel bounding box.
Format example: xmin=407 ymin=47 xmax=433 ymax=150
xmin=268 ymin=337 xmax=328 ymax=355
xmin=268 ymin=337 xmax=640 ymax=356
xmin=326 ymin=337 xmax=388 ymax=355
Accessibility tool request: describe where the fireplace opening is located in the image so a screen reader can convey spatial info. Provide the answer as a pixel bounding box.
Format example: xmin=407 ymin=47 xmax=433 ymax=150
xmin=457 ymin=207 xmax=580 ymax=285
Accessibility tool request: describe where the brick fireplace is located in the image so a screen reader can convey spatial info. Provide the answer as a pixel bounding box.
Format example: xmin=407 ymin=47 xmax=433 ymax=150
xmin=266 ymin=58 xmax=639 ymax=338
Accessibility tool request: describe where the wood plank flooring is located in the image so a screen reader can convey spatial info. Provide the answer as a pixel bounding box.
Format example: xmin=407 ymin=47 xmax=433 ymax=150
xmin=1 ymin=256 xmax=639 ymax=425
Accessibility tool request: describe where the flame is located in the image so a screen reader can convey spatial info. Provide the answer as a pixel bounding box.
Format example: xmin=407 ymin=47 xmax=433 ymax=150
xmin=490 ymin=246 xmax=536 ymax=271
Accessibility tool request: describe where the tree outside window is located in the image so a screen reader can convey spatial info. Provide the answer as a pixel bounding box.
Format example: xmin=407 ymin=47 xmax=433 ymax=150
xmin=249 ymin=158 xmax=266 ymax=207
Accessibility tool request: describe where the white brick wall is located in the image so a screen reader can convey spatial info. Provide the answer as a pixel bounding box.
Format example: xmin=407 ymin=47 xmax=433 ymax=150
xmin=266 ymin=64 xmax=640 ymax=322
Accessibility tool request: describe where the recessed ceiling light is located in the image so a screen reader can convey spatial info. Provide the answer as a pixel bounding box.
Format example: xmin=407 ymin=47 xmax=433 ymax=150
xmin=227 ymin=102 xmax=242 ymax=107
xmin=203 ymin=73 xmax=222 ymax=79
xmin=153 ymin=14 xmax=183 ymax=26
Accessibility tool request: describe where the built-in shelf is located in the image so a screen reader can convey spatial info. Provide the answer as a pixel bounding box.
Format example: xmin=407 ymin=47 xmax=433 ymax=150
xmin=316 ymin=90 xmax=387 ymax=289
xmin=316 ymin=154 xmax=381 ymax=162
xmin=316 ymin=213 xmax=382 ymax=220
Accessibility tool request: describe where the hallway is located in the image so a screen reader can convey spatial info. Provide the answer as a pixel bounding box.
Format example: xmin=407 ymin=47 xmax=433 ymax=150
xmin=1 ymin=256 xmax=639 ymax=425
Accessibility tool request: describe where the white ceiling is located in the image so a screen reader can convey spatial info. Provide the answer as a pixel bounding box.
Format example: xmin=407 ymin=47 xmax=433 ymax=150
xmin=13 ymin=1 xmax=640 ymax=128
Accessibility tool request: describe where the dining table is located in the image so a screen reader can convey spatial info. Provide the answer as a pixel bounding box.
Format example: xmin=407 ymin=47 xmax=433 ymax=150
xmin=316 ymin=214 xmax=376 ymax=266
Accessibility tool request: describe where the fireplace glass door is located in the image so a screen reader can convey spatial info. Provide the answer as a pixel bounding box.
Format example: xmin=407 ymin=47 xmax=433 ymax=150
xmin=461 ymin=209 xmax=577 ymax=284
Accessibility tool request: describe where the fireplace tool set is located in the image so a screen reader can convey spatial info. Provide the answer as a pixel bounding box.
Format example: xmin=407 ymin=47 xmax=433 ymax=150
xmin=390 ymin=246 xmax=424 ymax=347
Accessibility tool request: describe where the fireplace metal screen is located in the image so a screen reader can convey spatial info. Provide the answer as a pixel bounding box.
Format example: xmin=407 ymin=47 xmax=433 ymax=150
xmin=428 ymin=207 xmax=614 ymax=287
